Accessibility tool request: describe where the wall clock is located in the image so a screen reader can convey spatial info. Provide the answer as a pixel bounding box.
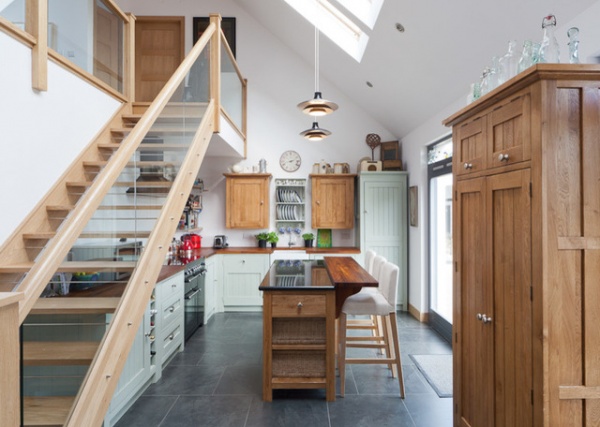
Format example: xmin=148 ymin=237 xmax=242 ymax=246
xmin=279 ymin=150 xmax=301 ymax=172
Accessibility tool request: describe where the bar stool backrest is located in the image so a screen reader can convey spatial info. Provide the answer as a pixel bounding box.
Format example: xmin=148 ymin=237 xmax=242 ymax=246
xmin=364 ymin=249 xmax=376 ymax=275
xmin=372 ymin=255 xmax=387 ymax=281
xmin=379 ymin=261 xmax=399 ymax=307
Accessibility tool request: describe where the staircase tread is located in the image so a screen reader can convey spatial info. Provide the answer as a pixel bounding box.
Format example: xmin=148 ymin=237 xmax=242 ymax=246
xmin=98 ymin=142 xmax=191 ymax=150
xmin=23 ymin=231 xmax=152 ymax=239
xmin=67 ymin=181 xmax=175 ymax=187
xmin=23 ymin=396 xmax=74 ymax=426
xmin=0 ymin=260 xmax=137 ymax=273
xmin=46 ymin=205 xmax=74 ymax=211
xmin=31 ymin=297 xmax=121 ymax=314
xmin=83 ymin=160 xmax=179 ymax=167
xmin=23 ymin=341 xmax=98 ymax=365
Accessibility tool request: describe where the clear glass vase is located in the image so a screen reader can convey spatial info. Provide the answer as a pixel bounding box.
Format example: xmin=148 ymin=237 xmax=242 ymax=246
xmin=538 ymin=14 xmax=560 ymax=63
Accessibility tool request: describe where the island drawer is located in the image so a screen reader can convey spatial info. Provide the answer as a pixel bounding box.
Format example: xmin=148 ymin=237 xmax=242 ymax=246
xmin=271 ymin=294 xmax=326 ymax=317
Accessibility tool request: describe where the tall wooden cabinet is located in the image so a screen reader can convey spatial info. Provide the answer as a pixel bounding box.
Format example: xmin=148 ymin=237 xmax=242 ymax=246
xmin=224 ymin=173 xmax=271 ymax=229
xmin=445 ymin=64 xmax=600 ymax=427
xmin=358 ymin=172 xmax=408 ymax=310
xmin=311 ymin=174 xmax=355 ymax=229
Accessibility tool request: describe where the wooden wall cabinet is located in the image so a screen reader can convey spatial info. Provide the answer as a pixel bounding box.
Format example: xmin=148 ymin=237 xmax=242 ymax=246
xmin=310 ymin=174 xmax=356 ymax=229
xmin=445 ymin=64 xmax=600 ymax=427
xmin=225 ymin=173 xmax=271 ymax=229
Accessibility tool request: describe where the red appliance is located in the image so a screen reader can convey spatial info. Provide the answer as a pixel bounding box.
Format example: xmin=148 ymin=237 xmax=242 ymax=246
xmin=182 ymin=233 xmax=202 ymax=249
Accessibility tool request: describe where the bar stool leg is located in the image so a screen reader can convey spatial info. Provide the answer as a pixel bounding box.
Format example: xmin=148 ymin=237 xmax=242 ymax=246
xmin=338 ymin=312 xmax=348 ymax=397
xmin=389 ymin=311 xmax=405 ymax=398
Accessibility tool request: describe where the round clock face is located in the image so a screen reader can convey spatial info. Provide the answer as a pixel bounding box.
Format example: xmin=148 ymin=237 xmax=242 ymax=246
xmin=279 ymin=150 xmax=301 ymax=172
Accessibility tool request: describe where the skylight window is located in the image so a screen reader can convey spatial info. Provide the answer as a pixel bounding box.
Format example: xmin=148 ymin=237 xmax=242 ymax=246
xmin=283 ymin=0 xmax=370 ymax=62
xmin=336 ymin=0 xmax=384 ymax=29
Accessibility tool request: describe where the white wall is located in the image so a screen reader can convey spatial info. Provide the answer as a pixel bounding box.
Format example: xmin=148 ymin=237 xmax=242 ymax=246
xmin=400 ymin=0 xmax=600 ymax=315
xmin=117 ymin=0 xmax=396 ymax=248
xmin=0 ymin=32 xmax=121 ymax=245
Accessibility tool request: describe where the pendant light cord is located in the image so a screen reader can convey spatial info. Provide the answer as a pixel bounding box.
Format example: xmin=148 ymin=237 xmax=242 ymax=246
xmin=314 ymin=26 xmax=319 ymax=93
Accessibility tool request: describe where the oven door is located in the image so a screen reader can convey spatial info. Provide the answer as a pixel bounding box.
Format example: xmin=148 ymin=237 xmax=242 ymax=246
xmin=184 ymin=274 xmax=204 ymax=340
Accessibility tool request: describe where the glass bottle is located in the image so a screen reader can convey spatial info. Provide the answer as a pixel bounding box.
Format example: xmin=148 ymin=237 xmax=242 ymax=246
xmin=488 ymin=57 xmax=501 ymax=90
xmin=500 ymin=40 xmax=519 ymax=82
xmin=479 ymin=68 xmax=491 ymax=96
xmin=538 ymin=14 xmax=560 ymax=63
xmin=518 ymin=40 xmax=535 ymax=73
xmin=567 ymin=27 xmax=580 ymax=64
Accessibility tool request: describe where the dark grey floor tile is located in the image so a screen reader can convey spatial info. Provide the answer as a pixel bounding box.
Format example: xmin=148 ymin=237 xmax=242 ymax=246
xmin=246 ymin=395 xmax=329 ymax=427
xmin=400 ymin=364 xmax=437 ymax=395
xmin=350 ymin=363 xmax=405 ymax=396
xmin=143 ymin=364 xmax=225 ymax=396
xmin=114 ymin=395 xmax=177 ymax=427
xmin=160 ymin=395 xmax=252 ymax=427
xmin=403 ymin=393 xmax=453 ymax=427
xmin=328 ymin=395 xmax=415 ymax=427
xmin=213 ymin=362 xmax=263 ymax=396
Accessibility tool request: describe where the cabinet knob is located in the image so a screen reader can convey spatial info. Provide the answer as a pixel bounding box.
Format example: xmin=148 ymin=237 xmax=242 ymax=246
xmin=498 ymin=153 xmax=509 ymax=162
xmin=297 ymin=302 xmax=303 ymax=309
xmin=464 ymin=163 xmax=473 ymax=170
xmin=316 ymin=201 xmax=321 ymax=205
xmin=482 ymin=314 xmax=493 ymax=324
xmin=476 ymin=313 xmax=483 ymax=321
xmin=169 ymin=306 xmax=175 ymax=313
xmin=169 ymin=334 xmax=175 ymax=340
xmin=260 ymin=200 xmax=264 ymax=205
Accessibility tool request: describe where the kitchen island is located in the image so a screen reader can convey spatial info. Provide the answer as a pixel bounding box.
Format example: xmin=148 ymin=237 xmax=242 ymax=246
xmin=259 ymin=257 xmax=376 ymax=401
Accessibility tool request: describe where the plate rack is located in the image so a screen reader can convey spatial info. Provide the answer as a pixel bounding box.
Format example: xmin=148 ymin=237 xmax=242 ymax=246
xmin=274 ymin=178 xmax=306 ymax=230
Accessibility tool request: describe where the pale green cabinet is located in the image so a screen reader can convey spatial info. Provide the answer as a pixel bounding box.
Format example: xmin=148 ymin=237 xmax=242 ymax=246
xmin=222 ymin=254 xmax=269 ymax=309
xmin=204 ymin=256 xmax=218 ymax=323
xmin=358 ymin=172 xmax=408 ymax=310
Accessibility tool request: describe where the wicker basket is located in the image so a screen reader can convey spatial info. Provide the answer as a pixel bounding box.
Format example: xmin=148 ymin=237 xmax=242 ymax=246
xmin=272 ymin=350 xmax=326 ymax=378
xmin=272 ymin=318 xmax=325 ymax=345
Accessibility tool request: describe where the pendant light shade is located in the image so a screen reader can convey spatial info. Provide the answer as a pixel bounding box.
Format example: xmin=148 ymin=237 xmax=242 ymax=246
xmin=297 ymin=91 xmax=338 ymax=116
xmin=298 ymin=28 xmax=338 ymax=117
xmin=300 ymin=121 xmax=331 ymax=141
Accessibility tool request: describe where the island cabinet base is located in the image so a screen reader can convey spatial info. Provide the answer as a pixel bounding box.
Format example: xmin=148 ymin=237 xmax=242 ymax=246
xmin=262 ymin=290 xmax=336 ymax=401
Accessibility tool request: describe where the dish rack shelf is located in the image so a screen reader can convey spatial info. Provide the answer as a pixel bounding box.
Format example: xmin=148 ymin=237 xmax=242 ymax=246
xmin=274 ymin=178 xmax=306 ymax=228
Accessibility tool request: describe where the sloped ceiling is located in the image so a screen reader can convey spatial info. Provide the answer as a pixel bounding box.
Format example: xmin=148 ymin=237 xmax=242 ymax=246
xmin=232 ymin=0 xmax=596 ymax=139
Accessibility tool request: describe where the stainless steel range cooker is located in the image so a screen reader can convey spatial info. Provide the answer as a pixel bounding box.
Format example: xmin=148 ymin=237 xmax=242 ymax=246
xmin=183 ymin=257 xmax=206 ymax=340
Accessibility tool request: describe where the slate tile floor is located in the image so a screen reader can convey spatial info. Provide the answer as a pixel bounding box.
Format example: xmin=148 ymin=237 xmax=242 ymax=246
xmin=116 ymin=312 xmax=452 ymax=427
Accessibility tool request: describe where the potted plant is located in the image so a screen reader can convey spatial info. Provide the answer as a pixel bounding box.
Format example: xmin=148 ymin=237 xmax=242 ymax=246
xmin=267 ymin=231 xmax=279 ymax=248
xmin=256 ymin=232 xmax=269 ymax=248
xmin=302 ymin=232 xmax=315 ymax=248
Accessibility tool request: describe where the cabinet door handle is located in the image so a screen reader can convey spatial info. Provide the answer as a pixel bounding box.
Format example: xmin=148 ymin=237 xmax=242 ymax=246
xmin=464 ymin=163 xmax=473 ymax=170
xmin=498 ymin=153 xmax=509 ymax=162
xmin=482 ymin=314 xmax=493 ymax=324
xmin=297 ymin=302 xmax=303 ymax=309
xmin=476 ymin=313 xmax=483 ymax=321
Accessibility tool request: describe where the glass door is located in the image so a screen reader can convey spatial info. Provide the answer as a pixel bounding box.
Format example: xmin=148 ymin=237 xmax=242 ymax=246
xmin=427 ymin=137 xmax=453 ymax=342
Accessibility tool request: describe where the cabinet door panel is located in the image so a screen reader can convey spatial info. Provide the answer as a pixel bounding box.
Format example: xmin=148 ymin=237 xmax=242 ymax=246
xmin=455 ymin=177 xmax=493 ymax=427
xmin=489 ymin=93 xmax=531 ymax=168
xmin=488 ymin=169 xmax=532 ymax=426
xmin=454 ymin=115 xmax=486 ymax=176
xmin=311 ymin=176 xmax=355 ymax=229
xmin=226 ymin=175 xmax=270 ymax=229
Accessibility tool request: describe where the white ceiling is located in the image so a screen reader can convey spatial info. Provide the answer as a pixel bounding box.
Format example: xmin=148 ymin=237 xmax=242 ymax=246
xmin=232 ymin=0 xmax=596 ymax=139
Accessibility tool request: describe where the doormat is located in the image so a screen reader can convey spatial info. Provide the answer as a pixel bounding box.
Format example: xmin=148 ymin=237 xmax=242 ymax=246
xmin=409 ymin=354 xmax=453 ymax=398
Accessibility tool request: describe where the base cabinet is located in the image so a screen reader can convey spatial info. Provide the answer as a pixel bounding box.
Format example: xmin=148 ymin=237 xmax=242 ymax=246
xmin=204 ymin=256 xmax=217 ymax=323
xmin=446 ymin=64 xmax=600 ymax=427
xmin=105 ymin=273 xmax=184 ymax=427
xmin=222 ymin=254 xmax=269 ymax=309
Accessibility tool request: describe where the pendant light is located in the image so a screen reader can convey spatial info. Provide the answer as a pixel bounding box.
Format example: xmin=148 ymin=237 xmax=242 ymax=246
xmin=298 ymin=27 xmax=338 ymax=117
xmin=300 ymin=121 xmax=331 ymax=141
